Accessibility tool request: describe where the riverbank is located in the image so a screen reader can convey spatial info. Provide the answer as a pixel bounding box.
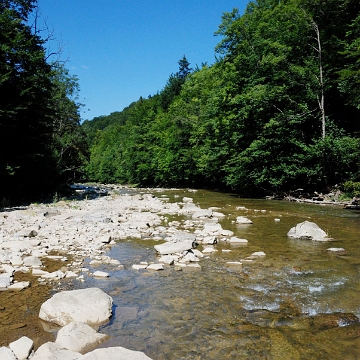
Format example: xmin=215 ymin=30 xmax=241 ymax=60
xmin=265 ymin=187 xmax=360 ymax=209
xmin=1 ymin=184 xmax=360 ymax=359
xmin=0 ymin=184 xmax=242 ymax=357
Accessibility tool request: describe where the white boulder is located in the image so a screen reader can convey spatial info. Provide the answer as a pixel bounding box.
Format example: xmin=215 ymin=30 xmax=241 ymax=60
xmin=9 ymin=336 xmax=33 ymax=360
xmin=39 ymin=288 xmax=113 ymax=326
xmin=154 ymin=240 xmax=195 ymax=255
xmin=251 ymin=251 xmax=266 ymax=257
xmin=192 ymin=209 xmax=212 ymax=219
xmin=0 ymin=273 xmax=12 ymax=288
xmin=0 ymin=346 xmax=17 ymax=360
xmin=158 ymin=255 xmax=175 ymax=265
xmin=7 ymin=281 xmax=30 ymax=290
xmin=31 ymin=342 xmax=81 ymax=360
xmin=23 ymin=256 xmax=42 ymax=268
xmin=287 ymin=221 xmax=329 ymax=241
xmin=55 ymin=321 xmax=107 ymax=354
xmin=81 ymin=346 xmax=153 ymax=360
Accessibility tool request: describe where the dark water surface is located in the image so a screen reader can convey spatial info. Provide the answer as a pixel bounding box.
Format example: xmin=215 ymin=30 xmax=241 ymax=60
xmin=85 ymin=189 xmax=360 ymax=359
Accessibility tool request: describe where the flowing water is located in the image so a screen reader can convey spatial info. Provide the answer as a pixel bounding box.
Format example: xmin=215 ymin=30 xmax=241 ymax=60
xmin=83 ymin=189 xmax=360 ymax=359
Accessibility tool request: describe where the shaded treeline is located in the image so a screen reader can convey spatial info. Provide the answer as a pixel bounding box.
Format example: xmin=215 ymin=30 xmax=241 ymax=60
xmin=0 ymin=0 xmax=87 ymax=202
xmin=83 ymin=0 xmax=360 ymax=195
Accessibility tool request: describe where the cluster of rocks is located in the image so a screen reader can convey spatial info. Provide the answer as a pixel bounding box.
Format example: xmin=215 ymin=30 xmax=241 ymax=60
xmin=0 ymin=188 xmax=263 ymax=285
xmin=0 ymin=287 xmax=152 ymax=360
xmin=0 ymin=184 xmax=344 ymax=358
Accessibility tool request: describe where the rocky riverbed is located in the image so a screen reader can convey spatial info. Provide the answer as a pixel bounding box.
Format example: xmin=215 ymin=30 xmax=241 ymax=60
xmin=1 ymin=184 xmax=359 ymax=359
xmin=0 ymin=185 xmax=262 ymax=359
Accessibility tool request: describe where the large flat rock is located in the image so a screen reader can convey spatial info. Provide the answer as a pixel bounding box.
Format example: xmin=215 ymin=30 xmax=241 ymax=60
xmin=39 ymin=288 xmax=113 ymax=326
xmin=81 ymin=346 xmax=153 ymax=360
xmin=154 ymin=240 xmax=195 ymax=255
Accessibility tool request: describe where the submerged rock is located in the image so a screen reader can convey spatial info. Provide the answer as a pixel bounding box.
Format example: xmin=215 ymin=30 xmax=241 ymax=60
xmin=236 ymin=216 xmax=253 ymax=224
xmin=287 ymin=221 xmax=329 ymax=241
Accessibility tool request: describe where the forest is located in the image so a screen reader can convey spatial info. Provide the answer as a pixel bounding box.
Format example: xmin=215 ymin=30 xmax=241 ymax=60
xmin=82 ymin=0 xmax=360 ymax=196
xmin=1 ymin=0 xmax=360 ymax=202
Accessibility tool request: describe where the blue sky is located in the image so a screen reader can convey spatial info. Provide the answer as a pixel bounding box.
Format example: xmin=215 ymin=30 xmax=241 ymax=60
xmin=36 ymin=1 xmax=248 ymax=121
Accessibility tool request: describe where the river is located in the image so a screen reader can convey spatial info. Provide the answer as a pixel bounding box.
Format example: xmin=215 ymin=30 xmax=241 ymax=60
xmin=79 ymin=188 xmax=360 ymax=359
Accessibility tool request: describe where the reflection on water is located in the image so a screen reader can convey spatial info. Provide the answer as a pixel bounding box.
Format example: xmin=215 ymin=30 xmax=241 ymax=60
xmin=84 ymin=189 xmax=360 ymax=359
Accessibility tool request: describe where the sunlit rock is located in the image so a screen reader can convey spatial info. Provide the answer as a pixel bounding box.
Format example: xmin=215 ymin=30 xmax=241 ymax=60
xmin=251 ymin=251 xmax=266 ymax=257
xmin=154 ymin=240 xmax=195 ymax=255
xmin=23 ymin=256 xmax=42 ymax=268
xmin=81 ymin=346 xmax=153 ymax=360
xmin=55 ymin=321 xmax=107 ymax=354
xmin=158 ymin=255 xmax=175 ymax=265
xmin=201 ymin=236 xmax=218 ymax=245
xmin=202 ymin=247 xmax=217 ymax=253
xmin=0 ymin=346 xmax=17 ymax=360
xmin=326 ymin=247 xmax=345 ymax=253
xmin=287 ymin=221 xmax=329 ymax=241
xmin=31 ymin=342 xmax=82 ymax=360
xmin=221 ymin=229 xmax=234 ymax=237
xmin=192 ymin=209 xmax=212 ymax=219
xmin=181 ymin=252 xmax=200 ymax=262
xmin=0 ymin=273 xmax=13 ymax=288
xmin=132 ymin=264 xmax=148 ymax=270
xmin=8 ymin=281 xmax=30 ymax=290
xmin=9 ymin=336 xmax=33 ymax=360
xmin=39 ymin=288 xmax=113 ymax=327
xmin=229 ymin=237 xmax=248 ymax=244
xmin=93 ymin=270 xmax=109 ymax=277
xmin=147 ymin=264 xmax=164 ymax=271
xmin=236 ymin=216 xmax=253 ymax=224
xmin=9 ymin=254 xmax=23 ymax=266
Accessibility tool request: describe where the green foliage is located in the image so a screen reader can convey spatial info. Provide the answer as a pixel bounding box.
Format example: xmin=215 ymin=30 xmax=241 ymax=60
xmin=0 ymin=1 xmax=88 ymax=200
xmin=84 ymin=0 xmax=360 ymax=195
xmin=50 ymin=64 xmax=88 ymax=182
xmin=342 ymin=181 xmax=360 ymax=197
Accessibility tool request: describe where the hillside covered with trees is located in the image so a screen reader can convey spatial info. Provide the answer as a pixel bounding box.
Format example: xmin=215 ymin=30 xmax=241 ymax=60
xmin=2 ymin=0 xmax=360 ymax=203
xmin=0 ymin=0 xmax=87 ymax=202
xmin=83 ymin=0 xmax=360 ymax=196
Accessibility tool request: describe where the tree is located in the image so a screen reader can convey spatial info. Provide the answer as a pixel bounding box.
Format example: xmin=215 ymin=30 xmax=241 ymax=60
xmin=0 ymin=0 xmax=56 ymax=197
xmin=0 ymin=0 xmax=89 ymax=200
xmin=177 ymin=55 xmax=192 ymax=79
xmin=160 ymin=56 xmax=191 ymax=110
xmin=50 ymin=64 xmax=88 ymax=182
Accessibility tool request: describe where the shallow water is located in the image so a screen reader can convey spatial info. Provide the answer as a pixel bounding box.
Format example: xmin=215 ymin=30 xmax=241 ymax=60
xmin=84 ymin=189 xmax=360 ymax=359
